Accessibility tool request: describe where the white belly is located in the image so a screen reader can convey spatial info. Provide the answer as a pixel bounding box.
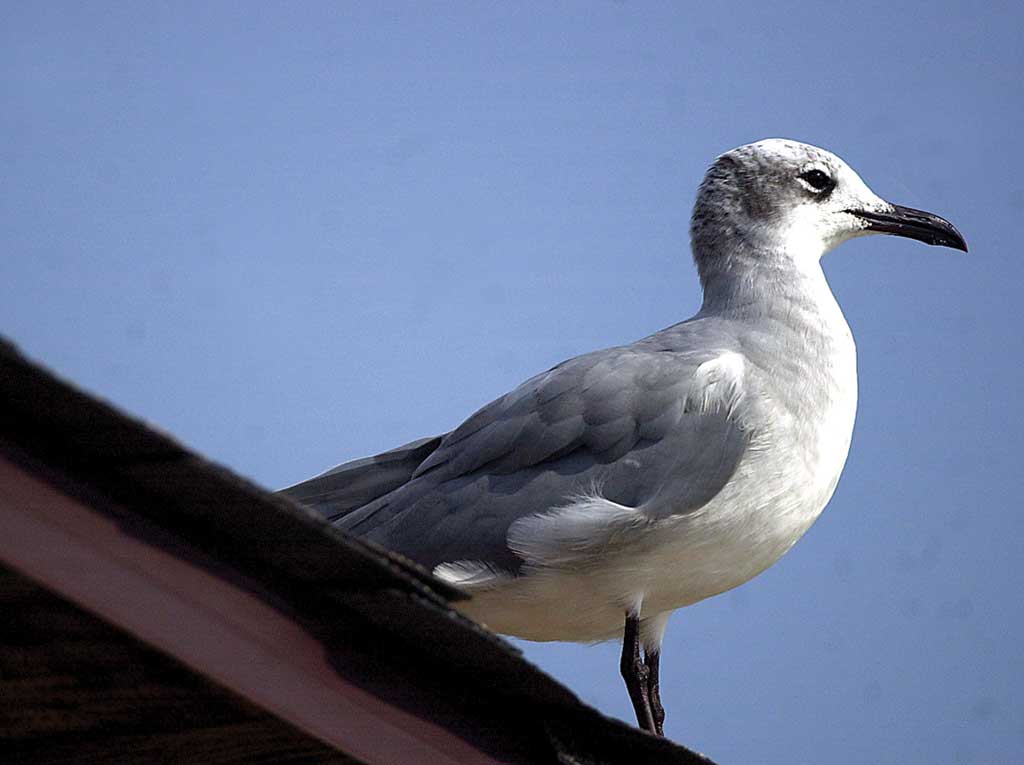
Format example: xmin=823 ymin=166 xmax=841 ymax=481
xmin=451 ymin=455 xmax=843 ymax=642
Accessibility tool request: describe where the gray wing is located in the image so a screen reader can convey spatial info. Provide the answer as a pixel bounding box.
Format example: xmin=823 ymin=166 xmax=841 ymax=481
xmin=279 ymin=435 xmax=444 ymax=520
xmin=325 ymin=322 xmax=751 ymax=573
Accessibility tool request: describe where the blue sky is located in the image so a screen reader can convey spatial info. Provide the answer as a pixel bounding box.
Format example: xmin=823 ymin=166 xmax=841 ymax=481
xmin=3 ymin=2 xmax=1022 ymax=762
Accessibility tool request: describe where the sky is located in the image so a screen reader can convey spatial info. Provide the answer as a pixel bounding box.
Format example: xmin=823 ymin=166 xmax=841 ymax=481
xmin=2 ymin=2 xmax=1022 ymax=762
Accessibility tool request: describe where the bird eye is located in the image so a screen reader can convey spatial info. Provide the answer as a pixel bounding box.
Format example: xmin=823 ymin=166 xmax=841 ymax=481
xmin=799 ymin=169 xmax=834 ymax=193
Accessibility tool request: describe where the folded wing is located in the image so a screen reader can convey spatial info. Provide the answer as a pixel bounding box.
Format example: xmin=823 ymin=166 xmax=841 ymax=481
xmin=280 ymin=321 xmax=753 ymax=575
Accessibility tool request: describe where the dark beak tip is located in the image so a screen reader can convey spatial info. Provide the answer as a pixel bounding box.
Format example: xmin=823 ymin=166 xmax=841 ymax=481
xmin=943 ymin=225 xmax=969 ymax=253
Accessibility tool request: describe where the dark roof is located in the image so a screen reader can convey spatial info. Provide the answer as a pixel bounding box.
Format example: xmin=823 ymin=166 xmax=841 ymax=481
xmin=1 ymin=563 xmax=357 ymax=764
xmin=0 ymin=336 xmax=717 ymax=764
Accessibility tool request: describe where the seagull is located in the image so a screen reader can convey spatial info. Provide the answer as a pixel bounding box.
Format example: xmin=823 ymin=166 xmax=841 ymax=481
xmin=281 ymin=139 xmax=966 ymax=736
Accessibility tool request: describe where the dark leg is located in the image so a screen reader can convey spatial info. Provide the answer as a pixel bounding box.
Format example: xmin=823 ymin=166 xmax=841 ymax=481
xmin=644 ymin=648 xmax=665 ymax=736
xmin=620 ymin=612 xmax=656 ymax=733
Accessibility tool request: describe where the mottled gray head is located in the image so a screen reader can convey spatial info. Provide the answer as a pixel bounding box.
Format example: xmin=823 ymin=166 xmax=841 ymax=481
xmin=690 ymin=139 xmax=966 ymax=288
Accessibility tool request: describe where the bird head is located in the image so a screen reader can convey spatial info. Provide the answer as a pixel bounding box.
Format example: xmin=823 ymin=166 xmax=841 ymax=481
xmin=690 ymin=139 xmax=967 ymax=282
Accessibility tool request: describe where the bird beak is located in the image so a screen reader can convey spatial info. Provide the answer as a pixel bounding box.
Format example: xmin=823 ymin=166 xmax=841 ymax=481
xmin=848 ymin=204 xmax=968 ymax=252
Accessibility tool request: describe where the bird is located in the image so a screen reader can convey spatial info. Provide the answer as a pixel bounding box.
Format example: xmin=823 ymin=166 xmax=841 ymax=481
xmin=281 ymin=139 xmax=966 ymax=736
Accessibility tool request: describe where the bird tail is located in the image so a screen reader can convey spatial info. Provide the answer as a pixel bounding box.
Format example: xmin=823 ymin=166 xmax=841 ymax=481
xmin=278 ymin=434 xmax=443 ymax=522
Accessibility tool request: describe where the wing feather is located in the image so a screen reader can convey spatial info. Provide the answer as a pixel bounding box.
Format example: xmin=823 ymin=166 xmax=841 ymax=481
xmin=331 ymin=333 xmax=748 ymax=569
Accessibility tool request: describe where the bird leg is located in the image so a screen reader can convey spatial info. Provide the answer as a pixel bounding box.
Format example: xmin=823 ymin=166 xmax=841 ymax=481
xmin=620 ymin=612 xmax=656 ymax=733
xmin=644 ymin=647 xmax=665 ymax=736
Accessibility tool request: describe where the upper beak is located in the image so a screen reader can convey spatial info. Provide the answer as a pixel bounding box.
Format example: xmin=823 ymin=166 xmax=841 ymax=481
xmin=848 ymin=204 xmax=968 ymax=252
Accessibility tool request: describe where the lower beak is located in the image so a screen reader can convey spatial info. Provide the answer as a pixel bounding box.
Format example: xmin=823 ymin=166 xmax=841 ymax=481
xmin=849 ymin=204 xmax=968 ymax=252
